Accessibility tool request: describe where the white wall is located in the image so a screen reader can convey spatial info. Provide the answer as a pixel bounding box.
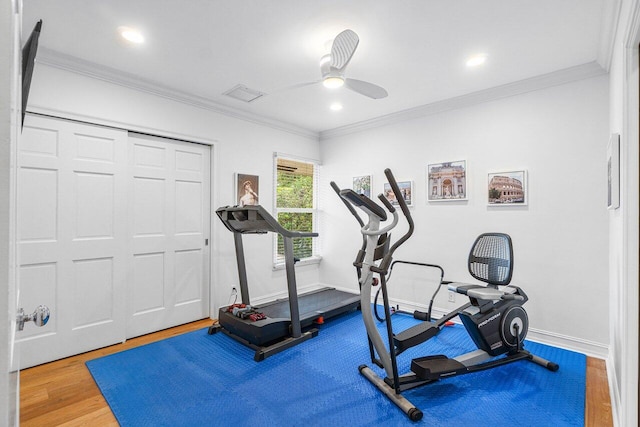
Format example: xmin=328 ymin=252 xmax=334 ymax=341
xmin=26 ymin=63 xmax=323 ymax=314
xmin=319 ymin=75 xmax=610 ymax=354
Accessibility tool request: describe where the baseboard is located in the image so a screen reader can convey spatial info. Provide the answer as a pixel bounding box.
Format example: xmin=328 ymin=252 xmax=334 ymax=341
xmin=524 ymin=329 xmax=609 ymax=359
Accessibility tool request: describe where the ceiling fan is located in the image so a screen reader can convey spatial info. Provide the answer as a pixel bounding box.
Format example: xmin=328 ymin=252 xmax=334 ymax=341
xmin=320 ymin=29 xmax=388 ymax=99
xmin=286 ymin=29 xmax=388 ymax=99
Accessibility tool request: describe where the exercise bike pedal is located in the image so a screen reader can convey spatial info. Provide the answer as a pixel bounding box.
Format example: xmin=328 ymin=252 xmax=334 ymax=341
xmin=410 ymin=355 xmax=466 ymax=381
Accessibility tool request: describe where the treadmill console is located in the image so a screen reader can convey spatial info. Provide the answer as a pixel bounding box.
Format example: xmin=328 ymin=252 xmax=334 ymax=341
xmin=216 ymin=205 xmax=318 ymax=237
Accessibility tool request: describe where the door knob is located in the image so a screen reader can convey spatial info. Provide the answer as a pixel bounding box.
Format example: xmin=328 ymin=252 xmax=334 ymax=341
xmin=17 ymin=305 xmax=50 ymax=331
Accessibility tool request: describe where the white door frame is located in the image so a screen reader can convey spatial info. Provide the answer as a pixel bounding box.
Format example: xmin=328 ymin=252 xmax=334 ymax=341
xmin=619 ymin=4 xmax=640 ymax=425
xmin=1 ymin=0 xmax=21 ymax=424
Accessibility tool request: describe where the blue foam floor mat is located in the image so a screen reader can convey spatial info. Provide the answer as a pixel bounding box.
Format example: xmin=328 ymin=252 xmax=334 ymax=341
xmin=86 ymin=310 xmax=585 ymax=426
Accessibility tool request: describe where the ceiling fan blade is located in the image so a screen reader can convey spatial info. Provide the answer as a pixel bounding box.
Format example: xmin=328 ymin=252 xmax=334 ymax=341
xmin=331 ymin=29 xmax=359 ymax=72
xmin=344 ymin=78 xmax=388 ymax=99
xmin=284 ymin=81 xmax=320 ymax=90
xmin=268 ymin=80 xmax=320 ymax=95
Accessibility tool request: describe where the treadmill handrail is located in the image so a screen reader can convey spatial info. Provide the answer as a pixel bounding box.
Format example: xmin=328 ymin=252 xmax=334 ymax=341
xmin=216 ymin=205 xmax=319 ymax=238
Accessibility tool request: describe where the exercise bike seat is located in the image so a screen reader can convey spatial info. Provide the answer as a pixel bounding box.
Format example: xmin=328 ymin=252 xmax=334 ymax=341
xmin=447 ymin=282 xmax=485 ymax=295
xmin=466 ymin=286 xmax=515 ymax=301
xmin=449 ymin=282 xmax=519 ymax=301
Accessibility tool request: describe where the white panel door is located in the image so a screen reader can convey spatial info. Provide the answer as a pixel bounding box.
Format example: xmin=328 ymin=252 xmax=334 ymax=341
xmin=127 ymin=134 xmax=210 ymax=338
xmin=16 ymin=115 xmax=128 ymax=368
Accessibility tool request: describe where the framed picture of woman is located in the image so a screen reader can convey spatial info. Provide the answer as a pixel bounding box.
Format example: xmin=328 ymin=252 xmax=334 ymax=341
xmin=235 ymin=173 xmax=259 ymax=206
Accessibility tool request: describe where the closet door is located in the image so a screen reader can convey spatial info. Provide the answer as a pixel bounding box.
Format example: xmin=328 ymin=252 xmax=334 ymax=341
xmin=127 ymin=134 xmax=210 ymax=338
xmin=16 ymin=114 xmax=128 ymax=368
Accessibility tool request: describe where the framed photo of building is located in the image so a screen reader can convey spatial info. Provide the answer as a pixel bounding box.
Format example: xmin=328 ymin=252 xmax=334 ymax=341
xmin=427 ymin=160 xmax=467 ymax=201
xmin=353 ymin=174 xmax=373 ymax=198
xmin=235 ymin=173 xmax=259 ymax=206
xmin=383 ymin=180 xmax=414 ymax=207
xmin=488 ymin=170 xmax=527 ymax=206
xmin=607 ymin=133 xmax=620 ymax=210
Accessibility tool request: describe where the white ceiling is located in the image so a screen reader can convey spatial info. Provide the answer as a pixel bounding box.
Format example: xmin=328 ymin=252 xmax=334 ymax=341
xmin=23 ymin=0 xmax=613 ymax=136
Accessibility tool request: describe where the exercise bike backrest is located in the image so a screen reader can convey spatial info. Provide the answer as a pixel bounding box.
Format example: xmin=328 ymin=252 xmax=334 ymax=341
xmin=468 ymin=233 xmax=514 ymax=287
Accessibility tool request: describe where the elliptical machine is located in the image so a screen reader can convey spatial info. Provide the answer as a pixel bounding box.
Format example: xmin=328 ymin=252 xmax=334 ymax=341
xmin=333 ymin=168 xmax=559 ymax=421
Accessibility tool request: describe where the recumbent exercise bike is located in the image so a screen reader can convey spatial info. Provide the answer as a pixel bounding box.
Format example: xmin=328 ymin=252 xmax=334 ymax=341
xmin=332 ymin=168 xmax=559 ymax=421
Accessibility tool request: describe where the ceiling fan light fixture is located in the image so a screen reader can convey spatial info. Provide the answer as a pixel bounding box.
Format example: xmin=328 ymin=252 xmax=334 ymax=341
xmin=323 ymin=76 xmax=344 ymax=89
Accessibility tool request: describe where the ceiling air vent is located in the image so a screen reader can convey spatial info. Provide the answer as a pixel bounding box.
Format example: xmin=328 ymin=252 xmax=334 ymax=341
xmin=223 ymin=84 xmax=265 ymax=103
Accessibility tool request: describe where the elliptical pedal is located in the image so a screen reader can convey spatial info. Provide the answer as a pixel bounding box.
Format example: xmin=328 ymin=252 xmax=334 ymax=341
xmin=410 ymin=355 xmax=467 ymax=381
xmin=394 ymin=322 xmax=441 ymax=353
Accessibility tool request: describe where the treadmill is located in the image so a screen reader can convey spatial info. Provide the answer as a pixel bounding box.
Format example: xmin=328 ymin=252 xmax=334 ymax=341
xmin=209 ymin=205 xmax=360 ymax=361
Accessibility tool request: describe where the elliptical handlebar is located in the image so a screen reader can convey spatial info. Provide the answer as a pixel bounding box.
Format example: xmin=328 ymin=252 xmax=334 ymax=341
xmin=331 ymin=169 xmax=414 ymax=274
xmin=377 ymin=193 xmax=396 ymax=213
xmin=372 ymin=169 xmax=415 ymax=274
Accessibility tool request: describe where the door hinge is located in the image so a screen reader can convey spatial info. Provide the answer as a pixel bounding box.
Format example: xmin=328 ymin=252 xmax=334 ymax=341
xmin=205 ymin=238 xmax=209 ymax=246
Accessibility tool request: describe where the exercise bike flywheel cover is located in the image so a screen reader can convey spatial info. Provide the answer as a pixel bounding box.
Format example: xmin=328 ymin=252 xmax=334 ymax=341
xmin=500 ymin=305 xmax=529 ymax=348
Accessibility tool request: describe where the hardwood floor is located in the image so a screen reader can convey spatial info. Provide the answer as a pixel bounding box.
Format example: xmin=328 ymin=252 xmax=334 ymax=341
xmin=19 ymin=319 xmax=613 ymax=426
xmin=585 ymin=357 xmax=613 ymax=427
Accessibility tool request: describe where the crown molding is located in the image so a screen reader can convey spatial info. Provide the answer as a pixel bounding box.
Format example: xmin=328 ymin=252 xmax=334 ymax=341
xmin=623 ymin=0 xmax=640 ymax=47
xmin=36 ymin=47 xmax=319 ymax=140
xmin=597 ymin=0 xmax=622 ymax=71
xmin=320 ymin=61 xmax=607 ymax=140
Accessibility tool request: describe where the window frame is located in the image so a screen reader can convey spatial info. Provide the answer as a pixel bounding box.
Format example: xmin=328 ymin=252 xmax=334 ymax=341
xmin=272 ymin=153 xmax=321 ymax=269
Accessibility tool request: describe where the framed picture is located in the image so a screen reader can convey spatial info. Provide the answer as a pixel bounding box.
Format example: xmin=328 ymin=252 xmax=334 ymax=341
xmin=427 ymin=160 xmax=467 ymax=201
xmin=383 ymin=180 xmax=413 ymax=207
xmin=235 ymin=173 xmax=259 ymax=206
xmin=353 ymin=175 xmax=373 ymax=198
xmin=608 ymin=133 xmax=620 ymax=210
xmin=488 ymin=170 xmax=527 ymax=206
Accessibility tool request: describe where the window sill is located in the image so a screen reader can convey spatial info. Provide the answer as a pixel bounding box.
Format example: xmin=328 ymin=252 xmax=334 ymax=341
xmin=272 ymin=255 xmax=322 ymax=271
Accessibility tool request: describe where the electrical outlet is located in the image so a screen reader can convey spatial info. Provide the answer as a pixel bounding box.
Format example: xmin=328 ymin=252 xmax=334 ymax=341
xmin=448 ymin=291 xmax=455 ymax=303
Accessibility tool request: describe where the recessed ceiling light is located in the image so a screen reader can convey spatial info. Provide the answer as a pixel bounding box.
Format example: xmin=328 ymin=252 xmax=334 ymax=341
xmin=466 ymin=54 xmax=487 ymax=67
xmin=118 ymin=26 xmax=144 ymax=44
xmin=330 ymin=102 xmax=343 ymax=111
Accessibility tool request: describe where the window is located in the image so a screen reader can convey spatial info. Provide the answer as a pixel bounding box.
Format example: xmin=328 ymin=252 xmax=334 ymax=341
xmin=273 ymin=155 xmax=319 ymax=266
